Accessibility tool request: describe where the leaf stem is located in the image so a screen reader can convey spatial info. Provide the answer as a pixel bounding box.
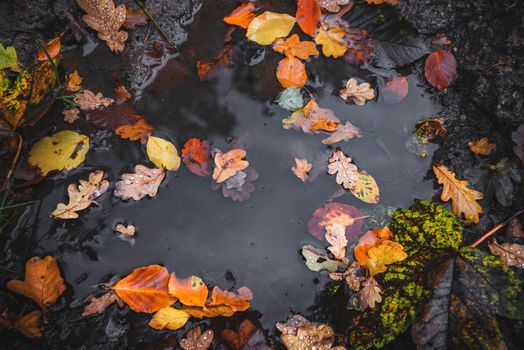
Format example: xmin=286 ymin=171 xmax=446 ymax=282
xmin=1 ymin=133 xmax=23 ymax=193
xmin=132 ymin=0 xmax=176 ymax=48
xmin=469 ymin=209 xmax=524 ymax=247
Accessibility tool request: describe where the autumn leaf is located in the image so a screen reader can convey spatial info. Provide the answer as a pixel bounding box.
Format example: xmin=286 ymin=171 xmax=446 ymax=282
xmin=432 ymin=34 xmax=452 ymax=46
xmin=468 ymin=137 xmax=496 ymax=156
xmin=321 ymin=121 xmax=361 ymax=145
xmin=381 ymin=76 xmax=408 ymax=103
xmin=181 ymin=305 xmax=235 ymax=319
xmin=433 ymin=164 xmax=484 ymax=223
xmin=52 ymin=170 xmax=109 ymax=219
xmin=273 ymin=35 xmax=319 ymax=60
xmin=168 ymin=273 xmax=208 ymax=307
xmin=212 ymin=149 xmax=249 ymax=183
xmin=314 ymin=23 xmax=347 ymax=58
xmin=327 ymin=150 xmax=358 ymax=189
xmin=275 ymin=88 xmax=305 ymax=111
xmin=364 ymin=240 xmax=407 ymax=276
xmin=282 ymin=100 xmax=339 ymax=134
xmin=296 ymin=0 xmax=321 ymax=37
xmin=37 ymin=37 xmax=61 ymax=61
xmin=339 ymin=78 xmax=375 ymax=105
xmin=317 ymin=0 xmax=351 ymax=13
xmin=354 ymin=227 xmax=392 ymax=267
xmin=114 ymin=165 xmax=165 ymax=200
xmin=114 ymin=85 xmax=132 ymax=100
xmin=28 ymin=130 xmax=89 ymax=176
xmin=63 ymin=108 xmax=80 ymax=124
xmin=149 ymin=307 xmax=190 ymax=330
xmin=0 ymin=311 xmax=42 ymax=338
xmin=146 ymin=136 xmax=181 ymax=171
xmin=75 ymin=89 xmax=114 ymax=110
xmin=307 ymin=202 xmax=365 ymax=241
xmin=425 ymin=50 xmax=457 ymax=90
xmin=208 ymin=286 xmax=253 ymax=312
xmin=115 ymin=117 xmax=154 ymax=143
xmin=64 ymin=70 xmax=83 ymax=93
xmin=416 ymin=117 xmax=447 ymax=140
xmin=181 ymin=326 xmax=214 ymax=350
xmin=82 ymin=291 xmax=120 ymax=316
xmin=219 ymin=167 xmax=259 ymax=202
xmin=182 ymin=138 xmax=211 ymax=176
xmin=115 ymin=223 xmax=135 ymax=237
xmin=359 ymin=278 xmax=382 ymax=311
xmin=488 ymin=239 xmax=524 ymax=269
xmin=221 ymin=319 xmax=257 ymax=350
xmin=246 ymin=12 xmax=296 ymax=46
xmin=113 ymin=265 xmax=176 ymax=313
xmin=196 ymin=46 xmax=233 ymax=81
xmin=277 ymin=316 xmax=340 ymax=350
xmin=276 ymin=56 xmax=308 ymax=88
xmin=350 ymin=170 xmax=380 ymax=204
xmin=301 ymin=245 xmax=347 ymax=272
xmin=325 ymin=223 xmax=348 ymax=260
xmin=0 ymin=43 xmax=21 ymax=71
xmin=291 ymin=158 xmax=312 ymax=183
xmin=123 ymin=8 xmax=148 ymax=30
xmin=7 ymin=256 xmax=66 ymax=308
xmin=223 ymin=3 xmax=256 ymax=29
xmin=85 ymin=102 xmax=138 ymax=131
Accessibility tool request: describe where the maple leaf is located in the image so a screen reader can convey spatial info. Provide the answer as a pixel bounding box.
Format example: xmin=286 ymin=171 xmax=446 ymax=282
xmin=112 ymin=265 xmax=176 ymax=313
xmin=223 ymin=3 xmax=256 ymax=29
xmin=52 ymin=170 xmax=109 ymax=219
xmin=488 ymin=239 xmax=524 ymax=269
xmin=65 ymin=71 xmax=83 ymax=93
xmin=7 ymin=256 xmax=66 ymax=308
xmin=291 ymin=157 xmax=312 ymax=183
xmin=322 ymin=121 xmax=361 ymax=145
xmin=314 ymin=23 xmax=347 ymax=58
xmin=123 ymin=8 xmax=148 ymax=30
xmin=114 ymin=165 xmax=165 ymax=200
xmin=149 ymin=307 xmax=190 ymax=330
xmin=63 ymin=108 xmax=80 ymax=124
xmin=168 ymin=273 xmax=208 ymax=307
xmin=339 ymin=78 xmax=375 ymax=105
xmin=276 ymin=57 xmax=307 ymax=88
xmin=433 ymin=164 xmax=484 ymax=223
xmin=82 ymin=291 xmax=120 ymax=316
xmin=212 ymin=149 xmax=249 ymax=183
xmin=28 ymin=130 xmax=89 ymax=176
xmin=424 ymin=50 xmax=457 ymax=90
xmin=296 ymin=0 xmax=321 ymax=37
xmin=359 ymin=278 xmax=382 ymax=311
xmin=115 ymin=117 xmax=154 ymax=144
xmin=468 ymin=137 xmax=496 ymax=156
xmin=115 ymin=223 xmax=135 ymax=236
xmin=0 ymin=310 xmax=42 ymax=338
xmin=75 ymin=89 xmax=114 ymax=110
xmin=181 ymin=326 xmax=214 ymax=350
xmin=246 ymin=12 xmax=296 ymax=46
xmin=146 ymin=136 xmax=181 ymax=171
xmin=317 ymin=0 xmax=351 ymax=13
xmin=308 ymin=202 xmax=366 ymax=241
xmin=283 ymin=100 xmax=340 ymax=134
xmin=37 ymin=37 xmax=61 ymax=61
xmin=273 ymin=34 xmax=319 ymax=60
xmin=327 ymin=150 xmax=358 ymax=188
xmin=325 ymin=223 xmax=348 ymax=260
xmin=75 ymin=0 xmax=128 ymax=52
xmin=182 ymin=138 xmax=211 ymax=176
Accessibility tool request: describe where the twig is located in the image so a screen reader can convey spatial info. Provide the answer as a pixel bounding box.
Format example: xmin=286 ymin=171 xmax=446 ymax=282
xmin=133 ymin=0 xmax=175 ymax=47
xmin=470 ymin=209 xmax=524 ymax=248
xmin=1 ymin=134 xmax=23 ymax=193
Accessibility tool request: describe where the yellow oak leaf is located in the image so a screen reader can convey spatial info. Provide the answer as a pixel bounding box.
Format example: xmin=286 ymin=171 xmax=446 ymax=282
xmin=148 ymin=307 xmax=190 ymax=330
xmin=246 ymin=12 xmax=296 ymax=45
xmin=146 ymin=136 xmax=181 ymax=171
xmin=273 ymin=34 xmax=319 ymax=59
xmin=212 ymin=149 xmax=249 ymax=183
xmin=314 ymin=23 xmax=347 ymax=58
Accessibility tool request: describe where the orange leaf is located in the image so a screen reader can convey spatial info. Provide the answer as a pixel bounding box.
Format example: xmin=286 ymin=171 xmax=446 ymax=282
xmin=208 ymin=286 xmax=253 ymax=312
xmin=37 ymin=37 xmax=61 ymax=61
xmin=291 ymin=157 xmax=313 ymax=183
xmin=381 ymin=76 xmax=408 ymax=103
xmin=65 ymin=71 xmax=83 ymax=93
xmin=181 ymin=305 xmax=235 ymax=319
xmin=212 ymin=149 xmax=249 ymax=183
xmin=296 ymin=0 xmax=321 ymax=37
xmin=113 ymin=265 xmax=176 ymax=313
xmin=354 ymin=227 xmax=392 ymax=266
xmin=114 ymin=85 xmax=132 ymax=101
xmin=276 ymin=56 xmax=307 ymax=88
xmin=273 ymin=34 xmax=319 ymax=60
xmin=114 ymin=117 xmax=154 ymax=143
xmin=282 ymin=99 xmax=340 ymax=134
xmin=468 ymin=137 xmax=496 ymax=156
xmin=222 ymin=319 xmax=258 ymax=350
xmin=168 ymin=273 xmax=208 ymax=307
xmin=181 ymin=138 xmax=211 ymax=177
xmin=7 ymin=256 xmax=66 ymax=308
xmin=223 ymin=3 xmax=256 ymax=29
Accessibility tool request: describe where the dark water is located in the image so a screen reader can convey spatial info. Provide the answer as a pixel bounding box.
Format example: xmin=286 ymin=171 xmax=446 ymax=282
xmin=12 ymin=1 xmax=439 ymax=332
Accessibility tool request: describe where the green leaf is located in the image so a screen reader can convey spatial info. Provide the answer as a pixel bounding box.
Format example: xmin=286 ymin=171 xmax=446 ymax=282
xmin=0 ymin=44 xmax=20 ymax=72
xmin=275 ymin=88 xmax=304 ymax=111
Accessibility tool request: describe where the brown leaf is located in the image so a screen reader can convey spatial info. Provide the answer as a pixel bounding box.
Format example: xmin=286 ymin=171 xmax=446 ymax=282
xmin=307 ymin=202 xmax=365 ymax=241
xmin=196 ymin=46 xmax=233 ymax=81
xmin=282 ymin=100 xmax=340 ymax=134
xmin=327 ymin=150 xmax=358 ymax=189
xmin=468 ymin=137 xmax=496 ymax=156
xmin=52 ymin=170 xmax=109 ymax=219
xmin=212 ymin=149 xmax=249 ymax=183
xmin=181 ymin=305 xmax=235 ymax=319
xmin=359 ymin=278 xmax=382 ymax=310
xmin=114 ymin=165 xmax=165 ymax=201
xmin=329 ymin=261 xmax=363 ymax=291
xmin=114 ymin=117 xmax=154 ymax=143
xmin=416 ymin=117 xmax=447 ymax=140
xmin=220 ymin=167 xmax=259 ymax=202
xmin=339 ymin=78 xmax=375 ymax=106
xmin=123 ymin=8 xmax=148 ymax=30
xmin=381 ymin=76 xmax=408 ymax=103
xmin=322 ymin=122 xmax=361 ymax=145
xmin=75 ymin=89 xmax=114 ymax=111
xmin=291 ymin=158 xmax=312 ymax=183
xmin=325 ymin=223 xmax=347 ymax=260
xmin=424 ymin=50 xmax=457 ymax=90
xmin=432 ymin=34 xmax=452 ymax=46
xmin=65 ymin=70 xmax=83 ymax=92
xmin=168 ymin=273 xmax=208 ymax=307
xmin=115 ymin=223 xmax=135 ymax=236
xmin=366 ymin=0 xmax=399 ymax=4
xmin=222 ymin=319 xmax=257 ymax=350
xmin=114 ymin=85 xmax=132 ymax=101
xmin=488 ymin=239 xmax=524 ymax=269
xmin=278 ymin=316 xmax=338 ymax=350
xmin=7 ymin=256 xmax=66 ymax=308
xmin=433 ymin=164 xmax=484 ymax=223
xmin=63 ymin=108 xmax=80 ymax=124
xmin=507 ymin=218 xmax=524 ymax=238
xmin=181 ymin=326 xmax=214 ymax=350
xmin=1 ymin=311 xmax=43 ymax=338
xmin=82 ymin=291 xmax=119 ymax=316
xmin=37 ymin=37 xmax=61 ymax=61
xmin=85 ymin=102 xmax=138 ymax=131
xmin=273 ymin=34 xmax=319 ymax=59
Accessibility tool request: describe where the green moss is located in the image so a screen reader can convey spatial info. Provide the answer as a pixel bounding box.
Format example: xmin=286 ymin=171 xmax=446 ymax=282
xmin=0 ymin=68 xmax=30 ymax=111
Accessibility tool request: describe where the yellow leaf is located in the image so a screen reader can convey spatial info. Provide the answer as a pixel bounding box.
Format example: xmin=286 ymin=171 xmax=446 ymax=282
xmin=349 ymin=171 xmax=380 ymax=204
xmin=148 ymin=307 xmax=190 ymax=330
xmin=146 ymin=136 xmax=181 ymax=171
xmin=433 ymin=164 xmax=484 ymax=223
xmin=28 ymin=130 xmax=89 ymax=176
xmin=314 ymin=24 xmax=347 ymax=58
xmin=246 ymin=12 xmax=296 ymax=45
xmin=365 ymin=240 xmax=407 ymax=276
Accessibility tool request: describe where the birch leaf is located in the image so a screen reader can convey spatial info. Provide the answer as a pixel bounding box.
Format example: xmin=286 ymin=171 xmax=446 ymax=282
xmin=246 ymin=12 xmax=296 ymax=45
xmin=146 ymin=136 xmax=181 ymax=171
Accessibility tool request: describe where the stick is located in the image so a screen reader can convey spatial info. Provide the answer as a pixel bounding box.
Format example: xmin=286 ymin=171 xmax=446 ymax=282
xmin=1 ymin=134 xmax=23 ymax=193
xmin=470 ymin=209 xmax=524 ymax=248
xmin=133 ymin=0 xmax=176 ymax=47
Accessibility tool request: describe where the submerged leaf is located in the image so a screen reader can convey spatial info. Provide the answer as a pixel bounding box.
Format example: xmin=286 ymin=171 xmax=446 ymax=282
xmin=0 ymin=311 xmax=43 ymax=338
xmin=380 ymin=76 xmax=408 ymax=103
xmin=114 ymin=165 xmax=165 ymax=200
xmin=221 ymin=319 xmax=258 ymax=350
xmin=65 ymin=71 xmax=83 ymax=92
xmin=322 ymin=122 xmax=361 ymax=145
xmin=512 ymin=124 xmax=524 ymax=163
xmin=307 ymin=202 xmax=365 ymax=241
xmin=115 ymin=117 xmax=154 ymax=143
xmin=75 ymin=89 xmax=114 ymax=110
xmin=246 ymin=12 xmax=296 ymax=45
xmin=291 ymin=158 xmax=313 ymax=183
xmin=468 ymin=137 xmax=496 ymax=156
xmin=146 ymin=136 xmax=181 ymax=171
xmin=82 ymin=291 xmax=119 ymax=316
xmin=283 ymin=100 xmax=340 ymax=134
xmin=182 ymin=138 xmax=211 ymax=176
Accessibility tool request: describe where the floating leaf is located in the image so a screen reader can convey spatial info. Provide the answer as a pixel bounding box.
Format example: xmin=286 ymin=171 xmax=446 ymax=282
xmin=359 ymin=278 xmax=382 ymax=311
xmin=360 ymin=239 xmax=407 ymax=277
xmin=246 ymin=12 xmax=296 ymax=46
xmin=350 ymin=170 xmax=380 ymax=204
xmin=212 ymin=149 xmax=249 ymax=183
xmin=63 ymin=108 xmax=80 ymax=124
xmin=52 ymin=170 xmax=109 ymax=219
xmin=223 ymin=3 xmax=256 ymax=29
xmin=0 ymin=43 xmax=20 ymax=71
xmin=181 ymin=326 xmax=214 ymax=350
xmin=278 ymin=316 xmax=339 ymax=350
xmin=149 ymin=307 xmax=190 ymax=330
xmin=325 ymin=223 xmax=347 ymax=260
xmin=314 ymin=23 xmax=347 ymax=58
xmin=115 ymin=223 xmax=135 ymax=236
xmin=82 ymin=291 xmax=120 ymax=316
xmin=208 ymin=286 xmax=253 ymax=312
xmin=276 ymin=57 xmax=307 ymax=88
xmin=146 ymin=136 xmax=181 ymax=171
xmin=75 ymin=89 xmax=114 ymax=110
xmin=114 ymin=165 xmax=165 ymax=200
xmin=416 ymin=117 xmax=447 ymax=140
xmin=354 ymin=227 xmax=393 ymax=265
xmin=28 ymin=130 xmax=89 ymax=176
xmin=37 ymin=37 xmax=61 ymax=61
xmin=168 ymin=273 xmax=208 ymax=307
xmin=291 ymin=158 xmax=312 ymax=183
xmin=366 ymin=0 xmax=399 ymax=4
xmin=273 ymin=34 xmax=319 ymax=59
xmin=220 ymin=167 xmax=258 ymax=202
xmin=275 ymin=88 xmax=305 ymax=111
xmin=196 ymin=46 xmax=233 ymax=81
xmin=327 ymin=150 xmax=358 ymax=189
xmin=339 ymin=78 xmax=375 ymax=106
xmin=115 ymin=117 xmax=154 ymax=143
xmin=307 ymin=202 xmax=365 ymax=241
xmin=380 ymin=76 xmax=408 ymax=103
xmin=283 ymin=100 xmax=339 ymax=134
xmin=488 ymin=239 xmax=524 ymax=269
xmin=221 ymin=319 xmax=257 ymax=350
xmin=85 ymin=102 xmax=138 ymax=131
xmin=468 ymin=137 xmax=496 ymax=156
xmin=425 ymin=50 xmax=457 ymax=90
xmin=301 ymin=245 xmax=347 ymax=272
xmin=296 ymin=0 xmax=321 ymax=37
xmin=182 ymin=138 xmax=211 ymax=177
xmin=321 ymin=121 xmax=361 ymax=145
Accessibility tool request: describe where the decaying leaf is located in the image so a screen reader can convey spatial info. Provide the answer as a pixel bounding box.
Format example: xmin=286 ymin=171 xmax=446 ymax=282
xmin=146 ymin=136 xmax=181 ymax=171
xmin=433 ymin=164 xmax=484 ymax=223
xmin=301 ymin=245 xmax=347 ymax=272
xmin=7 ymin=256 xmax=66 ymax=308
xmin=329 ymin=261 xmax=363 ymax=291
xmin=276 ymin=56 xmax=307 ymax=88
xmin=212 ymin=149 xmax=249 ymax=183
xmin=317 ymin=0 xmax=351 ymax=13
xmin=291 ymin=157 xmax=312 ymax=183
xmin=325 ymin=223 xmax=347 ymax=260
xmin=296 ymin=0 xmax=321 ymax=37
xmin=168 ymin=273 xmax=208 ymax=307
xmin=63 ymin=108 xmax=80 ymax=124
xmin=507 ymin=218 xmax=524 ymax=239
xmin=424 ymin=50 xmax=457 ymax=90
xmin=246 ymin=12 xmax=296 ymax=46
xmin=82 ymin=291 xmax=120 ymax=316
xmin=112 ymin=265 xmax=176 ymax=313
xmin=75 ymin=89 xmax=114 ymax=110
xmin=149 ymin=307 xmax=190 ymax=330
xmin=75 ymin=0 xmax=128 ymax=52
xmin=28 ymin=130 xmax=90 ymax=176
xmin=339 ymin=78 xmax=375 ymax=106
xmin=314 ymin=23 xmax=347 ymax=58
xmin=123 ymin=8 xmax=148 ymax=30
xmin=512 ymin=124 xmax=524 ymax=163
xmin=416 ymin=117 xmax=447 ymax=140
xmin=359 ymin=278 xmax=382 ymax=311
xmin=223 ymin=3 xmax=256 ymax=29
xmin=114 ymin=165 xmax=165 ymax=200
xmin=37 ymin=37 xmax=61 ymax=61
xmin=115 ymin=223 xmax=135 ymax=237
xmin=0 ymin=310 xmax=42 ymax=338
xmin=182 ymin=138 xmax=211 ymax=176
xmin=327 ymin=150 xmax=358 ymax=188
xmin=85 ymin=102 xmax=138 ymax=131
xmin=273 ymin=35 xmax=319 ymax=60
xmin=52 ymin=170 xmax=109 ymax=219
xmin=277 ymin=315 xmax=340 ymax=350
xmin=0 ymin=43 xmax=21 ymax=71
xmin=349 ymin=170 xmax=380 ymax=204
xmin=181 ymin=326 xmax=214 ymax=350
xmin=432 ymin=34 xmax=452 ymax=46
xmin=208 ymin=286 xmax=253 ymax=312
xmin=114 ymin=85 xmax=131 ymax=100
xmin=65 ymin=71 xmax=83 ymax=92
xmin=488 ymin=239 xmax=524 ymax=269
xmin=283 ymin=100 xmax=339 ymax=134
xmin=308 ymin=202 xmax=365 ymax=241
xmin=321 ymin=122 xmax=361 ymax=145
xmin=114 ymin=117 xmax=154 ymax=143
xmin=221 ymin=319 xmax=257 ymax=350
xmin=468 ymin=137 xmax=496 ymax=156
xmin=275 ymin=88 xmax=305 ymax=111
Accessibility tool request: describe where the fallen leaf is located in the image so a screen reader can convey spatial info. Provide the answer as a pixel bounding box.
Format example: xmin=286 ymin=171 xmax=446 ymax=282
xmin=308 ymin=202 xmax=365 ymax=241
xmin=85 ymin=102 xmax=138 ymax=131
xmin=343 ymin=28 xmax=374 ymax=64
xmin=149 ymin=307 xmax=190 ymax=330
xmin=208 ymin=286 xmax=253 ymax=312
xmin=468 ymin=137 xmax=496 ymax=156
xmin=274 ymin=88 xmax=305 ymax=111
xmin=115 ymin=223 xmax=135 ymax=236
xmin=221 ymin=319 xmax=257 ymax=350
xmin=349 ymin=170 xmax=380 ymax=204
xmin=196 ymin=46 xmax=233 ymax=81
xmin=37 ymin=37 xmax=61 ymax=61
xmin=123 ymin=8 xmax=148 ymax=30
xmin=181 ymin=305 xmax=235 ymax=319
xmin=75 ymin=89 xmax=114 ymax=110
xmin=291 ymin=158 xmax=312 ymax=183
xmin=276 ymin=56 xmax=308 ymax=88
xmin=321 ymin=121 xmax=361 ymax=145
xmin=282 ymin=100 xmax=340 ymax=134
xmin=82 ymin=291 xmax=119 ymax=316
xmin=327 ymin=150 xmax=358 ymax=189
xmin=329 ymin=261 xmax=363 ymax=291
xmin=115 ymin=117 xmax=154 ymax=143
xmin=433 ymin=164 xmax=484 ymax=223
xmin=359 ymin=278 xmax=382 ymax=310
xmin=246 ymin=12 xmax=296 ymax=46
xmin=512 ymin=124 xmax=524 ymax=163
xmin=181 ymin=326 xmax=214 ymax=350
xmin=325 ymin=223 xmax=347 ymax=260
xmin=7 ymin=256 xmax=66 ymax=308
xmin=424 ymin=50 xmax=457 ymax=90
xmin=75 ymin=0 xmax=128 ymax=52
xmin=296 ymin=0 xmax=321 ymax=37
xmin=168 ymin=273 xmax=208 ymax=307
xmin=113 ymin=265 xmax=176 ymax=313
xmin=0 ymin=311 xmax=43 ymax=338
xmin=223 ymin=3 xmax=256 ymax=29
xmin=273 ymin=34 xmax=319 ymax=60
xmin=301 ymin=245 xmax=347 ymax=272
xmin=354 ymin=227 xmax=392 ymax=265
xmin=63 ymin=108 xmax=80 ymax=124
xmin=28 ymin=130 xmax=89 ymax=176
xmin=432 ymin=34 xmax=452 ymax=46
xmin=279 ymin=316 xmax=339 ymax=350
xmin=314 ymin=23 xmax=347 ymax=58
xmin=146 ymin=136 xmax=181 ymax=171
xmin=507 ymin=218 xmax=524 ymax=239
xmin=0 ymin=43 xmax=21 ymax=71
xmin=381 ymin=76 xmax=408 ymax=103
xmin=114 ymin=85 xmax=131 ymax=100
xmin=416 ymin=117 xmax=447 ymax=140
xmin=65 ymin=70 xmax=83 ymax=92
xmin=362 ymin=240 xmax=407 ymax=276
xmin=317 ymin=0 xmax=351 ymax=13
xmin=339 ymin=78 xmax=375 ymax=105
xmin=182 ymin=138 xmax=211 ymax=176
xmin=114 ymin=165 xmax=165 ymax=200
xmin=488 ymin=239 xmax=524 ymax=269
xmin=212 ymin=149 xmax=249 ymax=183
xmin=52 ymin=170 xmax=109 ymax=219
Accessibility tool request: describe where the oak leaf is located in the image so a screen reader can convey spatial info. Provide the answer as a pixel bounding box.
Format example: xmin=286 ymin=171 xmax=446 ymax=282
xmin=75 ymin=89 xmax=114 ymax=110
xmin=223 ymin=3 xmax=256 ymax=29
xmin=0 ymin=43 xmax=21 ymax=71
xmin=317 ymin=0 xmax=351 ymax=13
xmin=37 ymin=37 xmax=61 ymax=61
xmin=273 ymin=34 xmax=319 ymax=60
xmin=321 ymin=121 xmax=361 ymax=145
xmin=52 ymin=170 xmax=109 ymax=219
xmin=168 ymin=273 xmax=208 ymax=307
xmin=219 ymin=167 xmax=258 ymax=202
xmin=314 ymin=24 xmax=347 ymax=58
xmin=82 ymin=291 xmax=120 ymax=316
xmin=276 ymin=57 xmax=308 ymax=88
xmin=296 ymin=0 xmax=321 ymax=37
xmin=433 ymin=164 xmax=484 ymax=222
xmin=63 ymin=108 xmax=80 ymax=124
xmin=146 ymin=136 xmax=181 ymax=171
xmin=325 ymin=223 xmax=347 ymax=260
xmin=468 ymin=137 xmax=496 ymax=156
xmin=291 ymin=158 xmax=312 ymax=183
xmin=7 ymin=256 xmax=66 ymax=308
xmin=113 ymin=265 xmax=176 ymax=313
xmin=339 ymin=78 xmax=375 ymax=105
xmin=114 ymin=165 xmax=165 ymax=200
xmin=359 ymin=278 xmax=382 ymax=311
xmin=327 ymin=150 xmax=358 ymax=189
xmin=181 ymin=326 xmax=214 ymax=350
xmin=283 ymin=100 xmax=340 ymax=134
xmin=115 ymin=223 xmax=135 ymax=236
xmin=488 ymin=239 xmax=524 ymax=269
xmin=149 ymin=307 xmax=190 ymax=330
xmin=246 ymin=12 xmax=296 ymax=46
xmin=212 ymin=149 xmax=249 ymax=183
xmin=182 ymin=138 xmax=211 ymax=176
xmin=114 ymin=117 xmax=154 ymax=143
xmin=424 ymin=50 xmax=457 ymax=90
xmin=65 ymin=70 xmax=83 ymax=92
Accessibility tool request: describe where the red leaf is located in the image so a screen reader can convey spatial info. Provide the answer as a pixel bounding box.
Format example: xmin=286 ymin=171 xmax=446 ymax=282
xmin=424 ymin=50 xmax=457 ymax=90
xmin=381 ymin=76 xmax=408 ymax=103
xmin=181 ymin=138 xmax=211 ymax=176
xmin=296 ymin=0 xmax=321 ymax=37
